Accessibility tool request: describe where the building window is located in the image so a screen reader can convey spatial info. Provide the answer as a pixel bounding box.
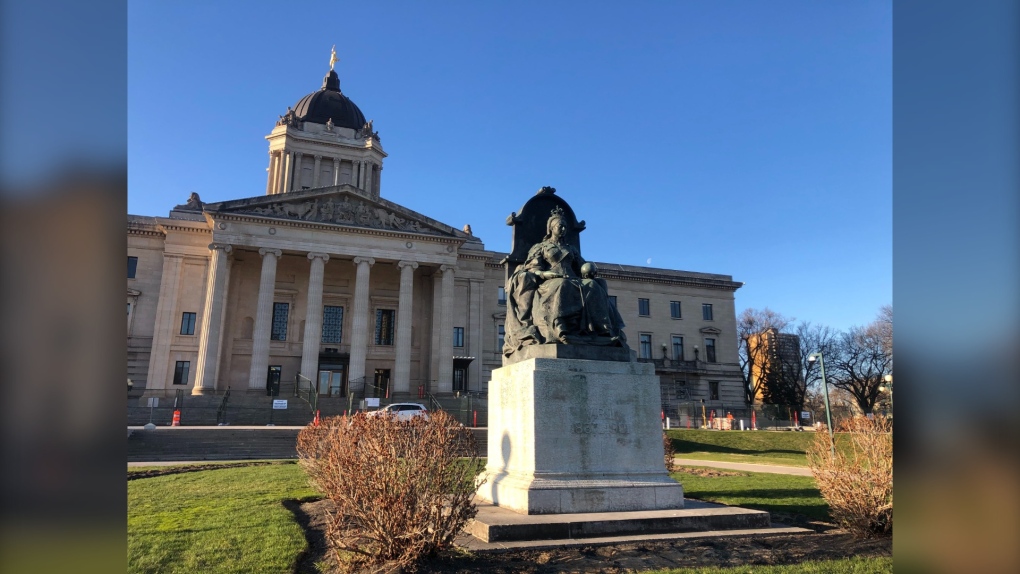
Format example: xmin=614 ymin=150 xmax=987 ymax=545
xmin=375 ymin=309 xmax=395 ymax=345
xmin=127 ymin=256 xmax=138 ymax=279
xmin=497 ymin=286 xmax=506 ymax=305
xmin=180 ymin=312 xmax=197 ymax=335
xmin=271 ymin=302 xmax=289 ymax=341
xmin=705 ymin=337 xmax=717 ymax=363
xmin=702 ymin=303 xmax=714 ymax=321
xmin=638 ymin=298 xmax=650 ymax=317
xmin=453 ymin=326 xmax=465 ymax=347
xmin=173 ymin=361 xmax=190 ymax=385
xmin=609 ymin=295 xmax=617 ymax=310
xmin=670 ymin=301 xmax=682 ymax=319
xmin=709 ymin=381 xmax=720 ymax=401
xmin=322 ymin=305 xmax=343 ymax=344
xmin=639 ymin=334 xmax=652 ymax=359
xmin=453 ymin=367 xmax=467 ymax=392
xmin=672 ymin=335 xmax=684 ymax=361
xmin=497 ymin=324 xmax=505 ymax=351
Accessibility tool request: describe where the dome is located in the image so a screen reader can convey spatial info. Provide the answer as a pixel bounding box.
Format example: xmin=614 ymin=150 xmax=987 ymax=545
xmin=291 ymin=70 xmax=366 ymax=129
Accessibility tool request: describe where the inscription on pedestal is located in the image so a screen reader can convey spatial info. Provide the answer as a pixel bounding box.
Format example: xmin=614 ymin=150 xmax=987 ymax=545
xmin=571 ymin=406 xmax=630 ymax=435
xmin=571 ymin=420 xmax=629 ymax=435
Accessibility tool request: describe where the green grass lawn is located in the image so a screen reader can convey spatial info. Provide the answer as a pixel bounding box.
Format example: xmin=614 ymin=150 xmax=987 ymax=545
xmin=643 ymin=556 xmax=893 ymax=574
xmin=129 ymin=460 xmax=833 ymax=573
xmin=128 ymin=462 xmax=316 ymax=574
xmin=674 ymin=468 xmax=828 ymax=520
xmin=667 ymin=429 xmax=815 ymax=467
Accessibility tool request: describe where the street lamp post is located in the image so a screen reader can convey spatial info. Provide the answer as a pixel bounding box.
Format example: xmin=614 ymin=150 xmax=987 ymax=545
xmin=808 ymin=352 xmax=836 ymax=458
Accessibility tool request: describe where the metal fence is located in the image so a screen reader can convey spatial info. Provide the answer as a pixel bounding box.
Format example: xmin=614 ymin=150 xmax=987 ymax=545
xmin=661 ymin=402 xmax=860 ymax=431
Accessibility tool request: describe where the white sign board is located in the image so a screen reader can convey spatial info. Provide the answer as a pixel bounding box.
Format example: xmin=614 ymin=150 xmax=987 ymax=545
xmin=147 ymin=397 xmax=159 ymax=408
xmin=272 ymin=399 xmax=288 ymax=410
xmin=365 ymin=397 xmax=380 ymax=408
xmin=801 ymin=411 xmax=811 ymax=419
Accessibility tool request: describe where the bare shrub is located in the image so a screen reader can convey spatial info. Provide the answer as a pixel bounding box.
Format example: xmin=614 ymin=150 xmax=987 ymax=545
xmin=296 ymin=411 xmax=484 ymax=572
xmin=663 ymin=433 xmax=677 ymax=473
xmin=807 ymin=415 xmax=892 ymax=538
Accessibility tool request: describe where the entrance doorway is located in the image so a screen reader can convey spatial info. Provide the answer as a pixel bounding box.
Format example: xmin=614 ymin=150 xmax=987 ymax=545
xmin=374 ymin=369 xmax=391 ymax=398
xmin=266 ymin=365 xmax=282 ymax=396
xmin=317 ymin=367 xmax=346 ymax=397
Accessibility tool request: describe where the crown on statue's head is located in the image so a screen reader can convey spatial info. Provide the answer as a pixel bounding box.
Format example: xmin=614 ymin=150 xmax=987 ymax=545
xmin=550 ymin=206 xmax=565 ymax=218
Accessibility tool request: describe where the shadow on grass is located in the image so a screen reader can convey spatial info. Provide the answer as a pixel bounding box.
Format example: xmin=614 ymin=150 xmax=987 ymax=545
xmin=673 ymin=442 xmax=806 ymax=456
xmin=283 ymin=498 xmax=327 ymax=574
xmin=691 ymin=488 xmax=822 ymax=498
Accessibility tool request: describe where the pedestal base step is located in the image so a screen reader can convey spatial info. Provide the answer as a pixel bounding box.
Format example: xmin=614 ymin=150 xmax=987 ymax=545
xmin=467 ymin=498 xmax=773 ymax=543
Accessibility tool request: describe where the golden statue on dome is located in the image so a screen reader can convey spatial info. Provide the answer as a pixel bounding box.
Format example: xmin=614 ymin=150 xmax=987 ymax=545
xmin=329 ymin=45 xmax=339 ymax=71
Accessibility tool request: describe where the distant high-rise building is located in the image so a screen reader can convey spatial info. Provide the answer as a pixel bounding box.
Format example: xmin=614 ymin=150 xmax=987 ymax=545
xmin=748 ymin=328 xmax=801 ymax=404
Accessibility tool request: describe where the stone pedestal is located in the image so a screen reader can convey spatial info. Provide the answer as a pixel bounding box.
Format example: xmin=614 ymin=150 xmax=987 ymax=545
xmin=477 ymin=353 xmax=684 ymax=515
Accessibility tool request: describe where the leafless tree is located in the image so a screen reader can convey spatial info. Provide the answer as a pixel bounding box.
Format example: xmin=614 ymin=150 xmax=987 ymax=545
xmin=826 ymin=313 xmax=893 ymax=414
xmin=796 ymin=321 xmax=839 ymax=394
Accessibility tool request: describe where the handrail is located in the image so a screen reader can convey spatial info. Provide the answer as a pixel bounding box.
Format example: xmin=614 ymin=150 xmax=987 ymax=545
xmin=294 ymin=373 xmax=318 ymax=414
xmin=425 ymin=392 xmax=444 ymax=413
xmin=216 ymin=387 xmax=231 ymax=424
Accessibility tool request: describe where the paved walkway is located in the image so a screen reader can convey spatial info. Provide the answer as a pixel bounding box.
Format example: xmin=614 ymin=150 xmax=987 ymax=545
xmin=675 ymin=458 xmax=813 ymax=476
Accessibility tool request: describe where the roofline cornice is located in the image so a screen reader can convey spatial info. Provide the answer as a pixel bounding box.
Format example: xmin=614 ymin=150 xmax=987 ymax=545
xmin=212 ymin=212 xmax=465 ymax=245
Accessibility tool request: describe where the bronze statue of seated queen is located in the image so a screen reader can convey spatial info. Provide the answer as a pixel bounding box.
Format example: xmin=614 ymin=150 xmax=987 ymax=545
xmin=503 ymin=188 xmax=628 ymax=358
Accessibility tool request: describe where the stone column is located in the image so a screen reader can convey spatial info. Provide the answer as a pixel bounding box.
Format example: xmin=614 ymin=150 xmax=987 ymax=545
xmin=393 ymin=260 xmax=418 ymax=395
xmin=312 ymin=155 xmax=322 ymax=187
xmin=468 ymin=278 xmax=483 ymax=391
xmin=281 ymin=152 xmax=293 ymax=194
xmin=332 ymin=157 xmax=340 ymax=185
xmin=193 ymin=244 xmax=233 ymax=394
xmin=300 ymin=252 xmax=329 ymax=383
xmin=374 ymin=165 xmax=382 ymax=197
xmin=359 ymin=160 xmax=368 ymax=190
xmin=347 ymin=256 xmax=375 ymax=387
xmin=248 ymin=248 xmax=282 ymax=390
xmin=429 ymin=272 xmax=442 ymax=388
xmin=436 ymin=265 xmax=455 ymax=393
xmin=364 ymin=161 xmax=373 ymax=195
xmin=292 ymin=153 xmax=304 ymax=190
xmin=144 ymin=254 xmax=184 ymax=394
xmin=265 ymin=151 xmax=276 ymax=195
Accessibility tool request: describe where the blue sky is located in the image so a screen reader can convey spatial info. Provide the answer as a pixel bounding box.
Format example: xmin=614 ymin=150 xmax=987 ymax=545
xmin=128 ymin=0 xmax=891 ymax=333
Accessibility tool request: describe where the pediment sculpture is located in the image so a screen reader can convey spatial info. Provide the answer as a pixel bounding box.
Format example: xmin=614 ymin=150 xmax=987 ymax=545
xmin=503 ymin=187 xmax=629 ymax=357
xmin=232 ymin=194 xmax=443 ymax=235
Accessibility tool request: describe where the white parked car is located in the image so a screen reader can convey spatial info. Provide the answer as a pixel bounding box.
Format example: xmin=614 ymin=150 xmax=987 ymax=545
xmin=365 ymin=402 xmax=429 ymax=421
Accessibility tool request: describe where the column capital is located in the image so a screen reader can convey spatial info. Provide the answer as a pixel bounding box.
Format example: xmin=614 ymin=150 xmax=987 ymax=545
xmin=353 ymin=256 xmax=376 ymax=267
xmin=307 ymin=252 xmax=330 ymax=262
xmin=258 ymin=247 xmax=282 ymax=258
xmin=397 ymin=260 xmax=419 ymax=270
xmin=314 ymin=154 xmax=322 ymax=160
xmin=439 ymin=264 xmax=456 ymax=274
xmin=332 ymin=157 xmax=340 ymax=165
xmin=208 ymin=243 xmax=232 ymax=253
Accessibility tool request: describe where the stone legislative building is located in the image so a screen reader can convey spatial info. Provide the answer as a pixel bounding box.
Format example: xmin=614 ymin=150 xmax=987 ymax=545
xmin=127 ymin=56 xmax=745 ymax=415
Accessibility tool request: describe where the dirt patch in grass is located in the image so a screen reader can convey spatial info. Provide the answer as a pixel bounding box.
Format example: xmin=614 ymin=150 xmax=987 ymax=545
xmin=290 ymin=499 xmax=891 ymax=574
xmin=675 ymin=466 xmax=747 ymax=478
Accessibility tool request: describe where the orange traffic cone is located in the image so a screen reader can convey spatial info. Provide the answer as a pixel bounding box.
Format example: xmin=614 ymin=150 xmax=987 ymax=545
xmin=171 ymin=410 xmax=181 ymax=427
xmin=313 ymin=410 xmax=321 ymax=426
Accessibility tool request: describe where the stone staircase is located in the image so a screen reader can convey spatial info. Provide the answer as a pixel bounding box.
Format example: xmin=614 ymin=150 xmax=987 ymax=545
xmin=127 ymin=425 xmax=488 ymax=462
xmin=129 ymin=392 xmax=490 ymax=427
xmin=128 ymin=394 xmax=347 ymax=427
